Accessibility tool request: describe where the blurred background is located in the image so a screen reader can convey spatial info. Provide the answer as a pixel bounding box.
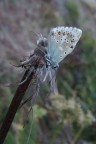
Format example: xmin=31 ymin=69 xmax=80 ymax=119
xmin=0 ymin=0 xmax=96 ymax=144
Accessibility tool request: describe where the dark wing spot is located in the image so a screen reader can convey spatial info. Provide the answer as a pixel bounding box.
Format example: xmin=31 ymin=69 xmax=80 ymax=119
xmin=71 ymin=39 xmax=74 ymax=42
xmin=63 ymin=32 xmax=65 ymax=35
xmin=58 ymin=31 xmax=61 ymax=35
xmin=70 ymin=45 xmax=73 ymax=48
xmin=52 ymin=32 xmax=54 ymax=36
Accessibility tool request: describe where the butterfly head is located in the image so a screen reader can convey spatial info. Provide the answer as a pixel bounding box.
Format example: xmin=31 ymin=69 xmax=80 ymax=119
xmin=35 ymin=35 xmax=48 ymax=57
xmin=37 ymin=35 xmax=48 ymax=47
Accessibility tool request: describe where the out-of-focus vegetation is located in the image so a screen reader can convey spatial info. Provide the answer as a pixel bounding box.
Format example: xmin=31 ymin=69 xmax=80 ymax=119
xmin=0 ymin=0 xmax=96 ymax=144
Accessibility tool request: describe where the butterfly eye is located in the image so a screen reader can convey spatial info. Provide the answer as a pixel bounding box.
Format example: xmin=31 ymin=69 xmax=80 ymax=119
xmin=65 ymin=51 xmax=67 ymax=54
xmin=39 ymin=40 xmax=48 ymax=47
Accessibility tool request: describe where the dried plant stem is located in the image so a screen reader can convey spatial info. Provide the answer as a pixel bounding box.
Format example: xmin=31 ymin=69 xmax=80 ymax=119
xmin=0 ymin=69 xmax=35 ymax=144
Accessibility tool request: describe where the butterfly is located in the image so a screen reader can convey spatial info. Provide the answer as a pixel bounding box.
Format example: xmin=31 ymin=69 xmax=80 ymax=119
xmin=46 ymin=26 xmax=82 ymax=68
xmin=33 ymin=26 xmax=82 ymax=78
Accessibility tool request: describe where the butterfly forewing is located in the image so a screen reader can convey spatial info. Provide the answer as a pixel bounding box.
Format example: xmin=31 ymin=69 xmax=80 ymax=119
xmin=48 ymin=27 xmax=82 ymax=64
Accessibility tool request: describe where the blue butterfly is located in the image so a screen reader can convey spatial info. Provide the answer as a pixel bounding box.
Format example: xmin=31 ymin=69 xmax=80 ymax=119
xmin=37 ymin=26 xmax=82 ymax=69
xmin=30 ymin=26 xmax=81 ymax=83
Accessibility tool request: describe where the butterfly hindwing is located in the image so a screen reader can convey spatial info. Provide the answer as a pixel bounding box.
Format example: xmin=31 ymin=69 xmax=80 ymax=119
xmin=48 ymin=27 xmax=82 ymax=64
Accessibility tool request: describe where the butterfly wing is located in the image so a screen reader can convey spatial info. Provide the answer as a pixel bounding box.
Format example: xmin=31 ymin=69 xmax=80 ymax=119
xmin=47 ymin=27 xmax=82 ymax=64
